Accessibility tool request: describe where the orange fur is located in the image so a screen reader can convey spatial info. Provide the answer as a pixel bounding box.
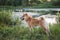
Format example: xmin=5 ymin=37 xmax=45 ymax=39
xmin=21 ymin=13 xmax=50 ymax=36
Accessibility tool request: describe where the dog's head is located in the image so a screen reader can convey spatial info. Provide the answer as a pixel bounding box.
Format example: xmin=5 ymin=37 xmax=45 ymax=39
xmin=20 ymin=13 xmax=28 ymax=20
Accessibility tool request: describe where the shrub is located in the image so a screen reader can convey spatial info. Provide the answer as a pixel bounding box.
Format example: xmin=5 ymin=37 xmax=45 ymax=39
xmin=0 ymin=10 xmax=20 ymax=25
xmin=0 ymin=10 xmax=12 ymax=24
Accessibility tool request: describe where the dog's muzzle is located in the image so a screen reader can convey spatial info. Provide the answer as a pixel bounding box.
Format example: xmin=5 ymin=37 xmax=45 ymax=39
xmin=20 ymin=17 xmax=24 ymax=20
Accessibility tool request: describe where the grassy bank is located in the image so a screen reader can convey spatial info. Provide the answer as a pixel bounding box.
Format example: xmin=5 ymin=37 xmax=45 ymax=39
xmin=0 ymin=24 xmax=60 ymax=40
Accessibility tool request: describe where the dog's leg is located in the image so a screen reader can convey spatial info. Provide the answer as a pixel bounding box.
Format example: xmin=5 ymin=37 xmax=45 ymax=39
xmin=29 ymin=25 xmax=34 ymax=32
xmin=44 ymin=22 xmax=51 ymax=36
xmin=30 ymin=26 xmax=34 ymax=32
xmin=43 ymin=26 xmax=51 ymax=36
xmin=40 ymin=24 xmax=50 ymax=36
xmin=45 ymin=29 xmax=50 ymax=36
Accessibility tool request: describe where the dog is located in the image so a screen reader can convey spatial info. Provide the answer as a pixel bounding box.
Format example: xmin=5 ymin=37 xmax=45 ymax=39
xmin=20 ymin=13 xmax=51 ymax=36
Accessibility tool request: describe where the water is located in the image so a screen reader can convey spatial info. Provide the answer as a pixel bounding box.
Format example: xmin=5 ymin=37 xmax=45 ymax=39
xmin=12 ymin=11 xmax=40 ymax=27
xmin=12 ymin=9 xmax=57 ymax=26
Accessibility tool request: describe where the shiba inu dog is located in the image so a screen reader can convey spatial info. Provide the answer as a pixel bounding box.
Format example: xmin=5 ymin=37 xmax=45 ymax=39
xmin=20 ymin=13 xmax=50 ymax=36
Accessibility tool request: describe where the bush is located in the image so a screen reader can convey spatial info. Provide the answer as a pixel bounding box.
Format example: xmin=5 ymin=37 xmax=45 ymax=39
xmin=0 ymin=10 xmax=20 ymax=25
xmin=0 ymin=10 xmax=12 ymax=24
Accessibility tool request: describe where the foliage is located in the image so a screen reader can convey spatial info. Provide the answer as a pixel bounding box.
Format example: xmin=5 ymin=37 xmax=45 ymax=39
xmin=51 ymin=0 xmax=60 ymax=6
xmin=0 ymin=0 xmax=22 ymax=6
xmin=0 ymin=24 xmax=60 ymax=40
xmin=0 ymin=10 xmax=20 ymax=25
xmin=0 ymin=0 xmax=60 ymax=7
xmin=50 ymin=24 xmax=60 ymax=40
xmin=0 ymin=10 xmax=12 ymax=24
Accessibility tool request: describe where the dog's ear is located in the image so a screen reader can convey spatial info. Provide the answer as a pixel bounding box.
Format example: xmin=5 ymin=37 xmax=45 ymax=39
xmin=41 ymin=17 xmax=44 ymax=20
xmin=25 ymin=13 xmax=27 ymax=15
xmin=24 ymin=13 xmax=27 ymax=15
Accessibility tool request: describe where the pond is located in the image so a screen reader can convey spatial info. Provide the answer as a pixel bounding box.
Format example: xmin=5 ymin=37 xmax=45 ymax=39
xmin=11 ymin=8 xmax=58 ymax=26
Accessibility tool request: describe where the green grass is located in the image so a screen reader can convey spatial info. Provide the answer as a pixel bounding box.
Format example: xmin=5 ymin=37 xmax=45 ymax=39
xmin=0 ymin=24 xmax=60 ymax=40
xmin=50 ymin=24 xmax=60 ymax=40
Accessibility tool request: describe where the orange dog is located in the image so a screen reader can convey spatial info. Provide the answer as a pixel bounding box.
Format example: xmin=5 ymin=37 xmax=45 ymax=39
xmin=20 ymin=13 xmax=50 ymax=36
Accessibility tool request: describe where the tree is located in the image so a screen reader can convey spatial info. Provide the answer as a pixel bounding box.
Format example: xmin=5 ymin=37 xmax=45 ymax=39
xmin=50 ymin=0 xmax=60 ymax=7
xmin=22 ymin=0 xmax=29 ymax=6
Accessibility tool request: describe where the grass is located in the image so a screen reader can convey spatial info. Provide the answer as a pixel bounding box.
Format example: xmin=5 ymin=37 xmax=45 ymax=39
xmin=50 ymin=24 xmax=60 ymax=40
xmin=0 ymin=24 xmax=60 ymax=40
